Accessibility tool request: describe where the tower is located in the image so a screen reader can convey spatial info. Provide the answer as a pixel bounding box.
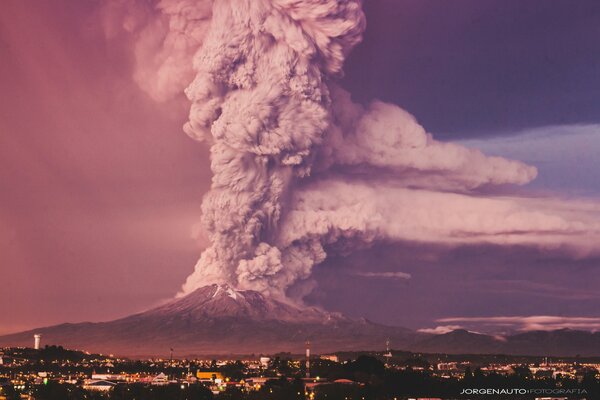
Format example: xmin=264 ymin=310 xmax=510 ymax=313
xmin=384 ymin=338 xmax=392 ymax=359
xmin=34 ymin=334 xmax=41 ymax=350
xmin=305 ymin=340 xmax=310 ymax=379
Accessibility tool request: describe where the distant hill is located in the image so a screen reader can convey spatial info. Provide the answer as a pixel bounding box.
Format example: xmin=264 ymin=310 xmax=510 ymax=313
xmin=411 ymin=328 xmax=600 ymax=356
xmin=412 ymin=329 xmax=503 ymax=354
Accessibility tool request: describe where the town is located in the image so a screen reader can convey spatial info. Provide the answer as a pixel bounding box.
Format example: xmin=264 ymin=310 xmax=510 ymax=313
xmin=1 ymin=343 xmax=599 ymax=400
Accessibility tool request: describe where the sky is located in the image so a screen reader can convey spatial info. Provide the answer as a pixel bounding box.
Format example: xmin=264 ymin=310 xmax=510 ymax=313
xmin=1 ymin=0 xmax=599 ymax=336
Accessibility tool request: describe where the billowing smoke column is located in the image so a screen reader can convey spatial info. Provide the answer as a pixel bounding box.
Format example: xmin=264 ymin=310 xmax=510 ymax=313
xmin=180 ymin=0 xmax=366 ymax=296
xmin=108 ymin=0 xmax=600 ymax=300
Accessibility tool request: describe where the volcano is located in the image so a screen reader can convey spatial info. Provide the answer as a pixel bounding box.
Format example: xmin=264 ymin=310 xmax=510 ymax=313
xmin=2 ymin=285 xmax=600 ymax=357
xmin=0 ymin=284 xmax=422 ymax=357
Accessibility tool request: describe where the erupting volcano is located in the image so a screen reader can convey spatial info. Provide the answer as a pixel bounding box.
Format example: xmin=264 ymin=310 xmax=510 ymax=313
xmin=0 ymin=284 xmax=421 ymax=356
xmin=3 ymin=0 xmax=600 ymax=358
xmin=2 ymin=284 xmax=600 ymax=357
xmin=161 ymin=0 xmax=597 ymax=305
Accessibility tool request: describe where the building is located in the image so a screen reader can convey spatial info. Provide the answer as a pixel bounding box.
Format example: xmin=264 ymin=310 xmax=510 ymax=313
xmin=196 ymin=371 xmax=224 ymax=382
xmin=91 ymin=373 xmax=125 ymax=381
xmin=259 ymin=357 xmax=270 ymax=368
xmin=320 ymin=355 xmax=339 ymax=363
xmin=534 ymin=398 xmax=568 ymax=400
xmin=151 ymin=373 xmax=169 ymax=386
xmin=33 ymin=334 xmax=41 ymax=350
xmin=83 ymin=379 xmax=117 ymax=392
xmin=437 ymin=362 xmax=459 ymax=371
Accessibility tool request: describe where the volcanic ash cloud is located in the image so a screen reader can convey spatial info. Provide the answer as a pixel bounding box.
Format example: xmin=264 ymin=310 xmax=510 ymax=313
xmin=110 ymin=0 xmax=600 ymax=301
xmin=180 ymin=0 xmax=365 ymax=296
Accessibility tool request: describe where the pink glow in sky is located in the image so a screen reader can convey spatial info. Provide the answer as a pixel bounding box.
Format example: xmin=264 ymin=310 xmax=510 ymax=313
xmin=0 ymin=0 xmax=210 ymax=334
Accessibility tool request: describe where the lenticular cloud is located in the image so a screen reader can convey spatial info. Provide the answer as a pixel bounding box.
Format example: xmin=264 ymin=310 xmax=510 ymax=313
xmin=108 ymin=0 xmax=600 ymax=301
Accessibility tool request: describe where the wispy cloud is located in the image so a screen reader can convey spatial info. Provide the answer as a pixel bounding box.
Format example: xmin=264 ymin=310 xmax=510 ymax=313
xmin=417 ymin=325 xmax=463 ymax=334
xmin=438 ymin=316 xmax=600 ymax=332
xmin=353 ymin=271 xmax=412 ymax=280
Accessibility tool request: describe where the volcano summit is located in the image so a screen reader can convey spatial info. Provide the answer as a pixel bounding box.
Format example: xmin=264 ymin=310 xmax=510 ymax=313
xmin=0 ymin=284 xmax=420 ymax=357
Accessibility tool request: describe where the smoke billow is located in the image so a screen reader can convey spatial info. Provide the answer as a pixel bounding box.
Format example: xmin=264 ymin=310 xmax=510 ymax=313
xmin=108 ymin=0 xmax=600 ymax=301
xmin=179 ymin=0 xmax=365 ymax=297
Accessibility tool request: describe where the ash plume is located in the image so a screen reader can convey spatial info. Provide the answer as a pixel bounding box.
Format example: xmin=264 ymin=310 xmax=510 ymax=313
xmin=107 ymin=0 xmax=600 ymax=301
xmin=180 ymin=0 xmax=365 ymax=297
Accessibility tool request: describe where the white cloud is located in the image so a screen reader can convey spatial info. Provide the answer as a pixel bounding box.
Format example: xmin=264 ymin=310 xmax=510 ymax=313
xmin=461 ymin=124 xmax=600 ymax=195
xmin=438 ymin=316 xmax=600 ymax=332
xmin=417 ymin=325 xmax=463 ymax=334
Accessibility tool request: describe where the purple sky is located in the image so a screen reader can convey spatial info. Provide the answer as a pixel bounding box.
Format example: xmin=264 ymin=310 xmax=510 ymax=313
xmin=1 ymin=0 xmax=600 ymax=335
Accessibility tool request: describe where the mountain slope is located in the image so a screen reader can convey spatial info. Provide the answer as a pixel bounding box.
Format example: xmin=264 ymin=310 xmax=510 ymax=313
xmin=412 ymin=329 xmax=503 ymax=354
xmin=411 ymin=328 xmax=600 ymax=356
xmin=504 ymin=329 xmax=600 ymax=356
xmin=0 ymin=284 xmax=421 ymax=357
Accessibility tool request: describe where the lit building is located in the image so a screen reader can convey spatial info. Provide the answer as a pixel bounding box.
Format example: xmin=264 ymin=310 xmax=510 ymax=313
xmin=151 ymin=372 xmax=169 ymax=386
xmin=83 ymin=379 xmax=117 ymax=392
xmin=196 ymin=371 xmax=224 ymax=382
xmin=320 ymin=355 xmax=339 ymax=363
xmin=34 ymin=334 xmax=41 ymax=350
xmin=259 ymin=357 xmax=270 ymax=368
